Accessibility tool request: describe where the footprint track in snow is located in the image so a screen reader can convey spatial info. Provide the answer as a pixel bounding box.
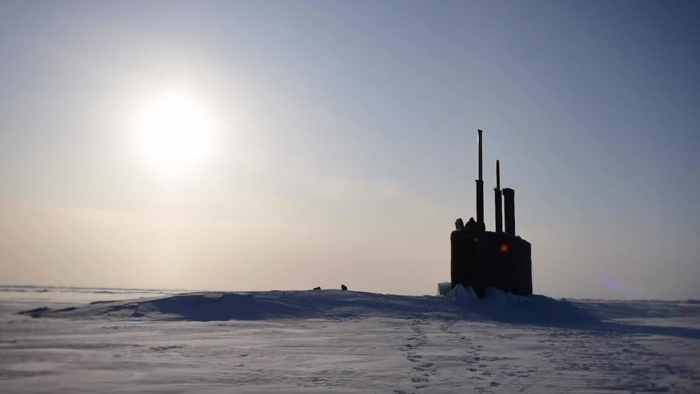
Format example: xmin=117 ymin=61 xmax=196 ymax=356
xmin=400 ymin=319 xmax=436 ymax=391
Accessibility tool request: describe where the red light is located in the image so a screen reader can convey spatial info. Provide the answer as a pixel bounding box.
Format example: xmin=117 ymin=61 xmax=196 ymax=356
xmin=500 ymin=244 xmax=510 ymax=253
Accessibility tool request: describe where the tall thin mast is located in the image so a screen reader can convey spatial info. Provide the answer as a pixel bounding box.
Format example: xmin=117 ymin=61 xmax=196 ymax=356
xmin=496 ymin=159 xmax=500 ymax=190
xmin=476 ymin=129 xmax=484 ymax=227
xmin=494 ymin=160 xmax=503 ymax=233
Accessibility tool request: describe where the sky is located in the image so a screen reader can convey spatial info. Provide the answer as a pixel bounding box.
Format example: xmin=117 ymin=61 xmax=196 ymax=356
xmin=1 ymin=1 xmax=699 ymax=300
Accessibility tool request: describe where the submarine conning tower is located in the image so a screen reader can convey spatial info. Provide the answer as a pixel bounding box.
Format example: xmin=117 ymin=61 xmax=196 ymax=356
xmin=450 ymin=129 xmax=533 ymax=296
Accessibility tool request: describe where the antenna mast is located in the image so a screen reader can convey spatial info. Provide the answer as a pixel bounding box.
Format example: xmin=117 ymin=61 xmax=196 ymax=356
xmin=476 ymin=129 xmax=484 ymax=228
xmin=494 ymin=160 xmax=503 ymax=233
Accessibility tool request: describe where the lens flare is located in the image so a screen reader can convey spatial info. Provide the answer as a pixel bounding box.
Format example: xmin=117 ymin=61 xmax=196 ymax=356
xmin=599 ymin=278 xmax=638 ymax=296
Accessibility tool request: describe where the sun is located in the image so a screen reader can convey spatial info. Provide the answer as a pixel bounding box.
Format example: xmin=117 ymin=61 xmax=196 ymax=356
xmin=134 ymin=91 xmax=215 ymax=175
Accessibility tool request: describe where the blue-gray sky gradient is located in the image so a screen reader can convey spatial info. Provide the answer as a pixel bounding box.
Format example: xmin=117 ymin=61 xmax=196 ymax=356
xmin=1 ymin=1 xmax=698 ymax=299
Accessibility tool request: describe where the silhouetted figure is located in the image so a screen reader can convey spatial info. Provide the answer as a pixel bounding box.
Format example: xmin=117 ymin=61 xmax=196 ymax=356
xmin=313 ymin=287 xmax=321 ymax=290
xmin=465 ymin=217 xmax=477 ymax=230
xmin=341 ymin=284 xmax=348 ymax=291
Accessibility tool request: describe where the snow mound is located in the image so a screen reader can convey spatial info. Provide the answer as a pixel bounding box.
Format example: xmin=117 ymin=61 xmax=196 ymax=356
xmin=443 ymin=285 xmax=598 ymax=324
xmin=20 ymin=287 xmax=605 ymax=325
xmin=21 ymin=290 xmax=466 ymax=321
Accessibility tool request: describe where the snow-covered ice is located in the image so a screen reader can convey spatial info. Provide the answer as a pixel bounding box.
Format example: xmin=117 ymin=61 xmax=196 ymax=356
xmin=1 ymin=285 xmax=699 ymax=393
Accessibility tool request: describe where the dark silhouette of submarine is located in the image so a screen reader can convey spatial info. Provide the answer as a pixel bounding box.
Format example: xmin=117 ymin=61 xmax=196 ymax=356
xmin=451 ymin=130 xmax=533 ymax=296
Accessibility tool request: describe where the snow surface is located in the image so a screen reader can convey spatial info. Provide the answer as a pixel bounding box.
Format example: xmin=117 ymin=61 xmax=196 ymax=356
xmin=1 ymin=285 xmax=699 ymax=393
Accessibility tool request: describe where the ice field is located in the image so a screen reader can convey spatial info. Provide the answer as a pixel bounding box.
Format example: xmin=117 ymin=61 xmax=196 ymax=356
xmin=1 ymin=286 xmax=699 ymax=393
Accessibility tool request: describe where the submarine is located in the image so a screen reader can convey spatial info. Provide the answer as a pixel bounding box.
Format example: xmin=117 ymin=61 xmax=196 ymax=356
xmin=450 ymin=130 xmax=533 ymax=296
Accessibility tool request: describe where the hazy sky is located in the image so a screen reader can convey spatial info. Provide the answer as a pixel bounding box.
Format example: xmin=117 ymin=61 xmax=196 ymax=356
xmin=1 ymin=1 xmax=699 ymax=299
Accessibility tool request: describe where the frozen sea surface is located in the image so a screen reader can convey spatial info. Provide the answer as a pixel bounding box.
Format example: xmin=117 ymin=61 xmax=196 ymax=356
xmin=1 ymin=286 xmax=699 ymax=393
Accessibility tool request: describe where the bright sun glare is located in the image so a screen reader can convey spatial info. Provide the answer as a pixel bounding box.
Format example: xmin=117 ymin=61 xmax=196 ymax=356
xmin=134 ymin=91 xmax=215 ymax=175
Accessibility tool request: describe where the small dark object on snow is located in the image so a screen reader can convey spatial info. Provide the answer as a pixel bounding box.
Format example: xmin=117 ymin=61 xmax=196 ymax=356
xmin=341 ymin=284 xmax=348 ymax=291
xmin=312 ymin=286 xmax=321 ymax=290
